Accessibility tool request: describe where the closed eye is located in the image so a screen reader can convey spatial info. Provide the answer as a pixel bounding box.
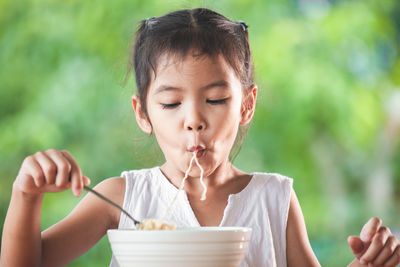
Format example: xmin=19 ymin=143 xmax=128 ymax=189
xmin=161 ymin=103 xmax=180 ymax=109
xmin=207 ymin=98 xmax=229 ymax=105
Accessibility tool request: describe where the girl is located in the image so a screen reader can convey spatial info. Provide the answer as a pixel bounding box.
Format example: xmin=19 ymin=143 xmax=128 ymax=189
xmin=1 ymin=8 xmax=400 ymax=267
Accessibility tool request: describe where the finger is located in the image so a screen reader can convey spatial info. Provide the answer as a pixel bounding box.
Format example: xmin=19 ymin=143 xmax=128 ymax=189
xmin=61 ymin=150 xmax=83 ymax=196
xmin=46 ymin=149 xmax=71 ymax=188
xmin=83 ymin=176 xmax=91 ymax=186
xmin=34 ymin=151 xmax=57 ymax=184
xmin=383 ymin=245 xmax=400 ymax=266
xmin=360 ymin=217 xmax=382 ymax=242
xmin=22 ymin=156 xmax=45 ymax=188
xmin=372 ymin=236 xmax=398 ymax=265
xmin=360 ymin=226 xmax=390 ymax=264
xmin=348 ymin=236 xmax=366 ymax=259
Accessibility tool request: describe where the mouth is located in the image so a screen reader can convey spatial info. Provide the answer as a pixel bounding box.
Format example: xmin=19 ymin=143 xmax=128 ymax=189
xmin=188 ymin=145 xmax=206 ymax=158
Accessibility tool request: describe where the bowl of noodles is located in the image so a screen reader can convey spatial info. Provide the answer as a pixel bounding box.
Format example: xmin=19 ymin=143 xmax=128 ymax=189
xmin=107 ymin=225 xmax=251 ymax=267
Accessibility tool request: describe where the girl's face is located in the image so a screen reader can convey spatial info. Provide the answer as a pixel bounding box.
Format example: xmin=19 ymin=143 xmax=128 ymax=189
xmin=133 ymin=53 xmax=256 ymax=178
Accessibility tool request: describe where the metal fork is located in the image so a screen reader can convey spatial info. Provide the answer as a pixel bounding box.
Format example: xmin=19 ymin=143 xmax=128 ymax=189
xmin=83 ymin=185 xmax=140 ymax=225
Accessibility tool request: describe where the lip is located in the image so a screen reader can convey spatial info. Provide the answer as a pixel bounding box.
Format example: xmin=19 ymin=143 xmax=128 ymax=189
xmin=188 ymin=145 xmax=206 ymax=157
xmin=188 ymin=145 xmax=205 ymax=152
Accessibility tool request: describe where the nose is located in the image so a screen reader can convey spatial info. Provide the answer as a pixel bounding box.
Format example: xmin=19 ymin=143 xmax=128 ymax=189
xmin=185 ymin=120 xmax=205 ymax=131
xmin=187 ymin=124 xmax=204 ymax=131
xmin=184 ymin=107 xmax=206 ymax=132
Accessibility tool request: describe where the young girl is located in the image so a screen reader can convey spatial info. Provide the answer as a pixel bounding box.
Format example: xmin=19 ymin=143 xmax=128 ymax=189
xmin=1 ymin=8 xmax=399 ymax=267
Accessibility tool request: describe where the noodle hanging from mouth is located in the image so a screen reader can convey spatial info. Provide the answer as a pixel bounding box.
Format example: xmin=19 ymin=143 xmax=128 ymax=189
xmin=161 ymin=152 xmax=207 ymax=221
xmin=193 ymin=154 xmax=207 ymax=201
xmin=135 ymin=152 xmax=207 ymax=230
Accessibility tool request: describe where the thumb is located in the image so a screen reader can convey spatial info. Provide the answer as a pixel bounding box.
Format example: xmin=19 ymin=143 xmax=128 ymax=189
xmin=83 ymin=176 xmax=91 ymax=186
xmin=347 ymin=236 xmax=366 ymax=259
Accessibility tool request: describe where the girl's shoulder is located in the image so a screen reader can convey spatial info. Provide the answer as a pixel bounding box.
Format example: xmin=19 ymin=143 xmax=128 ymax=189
xmin=88 ymin=176 xmax=126 ymax=228
xmin=241 ymin=172 xmax=294 ymax=206
xmin=119 ymin=167 xmax=162 ymax=189
xmin=118 ymin=166 xmax=166 ymax=198
xmin=94 ymin=176 xmax=126 ymax=196
xmin=120 ymin=166 xmax=159 ymax=181
xmin=250 ymin=171 xmax=293 ymax=190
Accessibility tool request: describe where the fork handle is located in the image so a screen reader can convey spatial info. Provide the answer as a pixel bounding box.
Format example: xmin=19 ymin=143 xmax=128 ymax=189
xmin=83 ymin=185 xmax=140 ymax=225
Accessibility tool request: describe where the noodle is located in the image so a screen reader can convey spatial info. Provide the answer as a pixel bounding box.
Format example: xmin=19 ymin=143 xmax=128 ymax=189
xmin=136 ymin=219 xmax=177 ymax=230
xmin=136 ymin=152 xmax=206 ymax=230
xmin=193 ymin=154 xmax=207 ymax=201
xmin=161 ymin=152 xmax=206 ymax=220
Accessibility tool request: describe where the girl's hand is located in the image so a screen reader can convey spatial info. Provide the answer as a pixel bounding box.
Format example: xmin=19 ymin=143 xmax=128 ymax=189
xmin=14 ymin=148 xmax=90 ymax=197
xmin=348 ymin=217 xmax=400 ymax=267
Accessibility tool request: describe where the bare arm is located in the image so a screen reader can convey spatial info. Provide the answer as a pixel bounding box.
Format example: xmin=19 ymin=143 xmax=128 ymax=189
xmin=40 ymin=177 xmax=125 ymax=266
xmin=1 ymin=149 xmax=125 ymax=267
xmin=286 ymin=188 xmax=320 ymax=267
xmin=1 ymin=186 xmax=44 ymax=267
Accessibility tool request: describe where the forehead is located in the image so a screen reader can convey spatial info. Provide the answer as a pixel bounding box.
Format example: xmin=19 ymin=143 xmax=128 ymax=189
xmin=148 ymin=52 xmax=241 ymax=94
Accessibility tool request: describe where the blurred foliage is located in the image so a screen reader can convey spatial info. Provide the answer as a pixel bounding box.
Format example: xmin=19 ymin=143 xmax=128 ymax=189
xmin=1 ymin=0 xmax=400 ymax=266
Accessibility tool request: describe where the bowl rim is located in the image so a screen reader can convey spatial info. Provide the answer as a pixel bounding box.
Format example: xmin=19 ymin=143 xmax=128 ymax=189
xmin=107 ymin=226 xmax=252 ymax=233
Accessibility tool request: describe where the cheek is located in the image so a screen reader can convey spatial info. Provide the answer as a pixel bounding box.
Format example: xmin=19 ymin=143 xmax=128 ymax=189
xmin=147 ymin=108 xmax=181 ymax=151
xmin=147 ymin=103 xmax=174 ymax=130
xmin=212 ymin=125 xmax=239 ymax=159
xmin=150 ymin=114 xmax=174 ymax=140
xmin=221 ymin=119 xmax=240 ymax=140
xmin=217 ymin=98 xmax=242 ymax=145
xmin=152 ymin=126 xmax=182 ymax=163
xmin=216 ymin=100 xmax=242 ymax=129
xmin=213 ymin=109 xmax=241 ymax=147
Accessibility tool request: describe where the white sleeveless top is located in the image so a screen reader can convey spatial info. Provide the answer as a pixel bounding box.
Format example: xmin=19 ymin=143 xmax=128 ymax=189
xmin=109 ymin=167 xmax=293 ymax=267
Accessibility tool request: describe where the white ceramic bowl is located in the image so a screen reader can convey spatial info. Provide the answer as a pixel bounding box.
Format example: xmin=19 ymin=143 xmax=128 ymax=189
xmin=107 ymin=227 xmax=252 ymax=267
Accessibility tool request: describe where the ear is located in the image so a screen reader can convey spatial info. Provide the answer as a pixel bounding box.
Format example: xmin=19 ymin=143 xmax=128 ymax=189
xmin=240 ymin=84 xmax=258 ymax=125
xmin=131 ymin=95 xmax=152 ymax=134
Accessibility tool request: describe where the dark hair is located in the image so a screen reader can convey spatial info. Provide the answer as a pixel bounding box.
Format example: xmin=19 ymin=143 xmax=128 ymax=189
xmin=129 ymin=8 xmax=255 ymax=161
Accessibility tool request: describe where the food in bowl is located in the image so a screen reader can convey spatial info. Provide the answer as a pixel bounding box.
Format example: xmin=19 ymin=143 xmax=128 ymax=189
xmin=135 ymin=219 xmax=177 ymax=230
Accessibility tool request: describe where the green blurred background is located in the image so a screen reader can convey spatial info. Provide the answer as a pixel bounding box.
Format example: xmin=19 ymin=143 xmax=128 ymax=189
xmin=1 ymin=0 xmax=399 ymax=266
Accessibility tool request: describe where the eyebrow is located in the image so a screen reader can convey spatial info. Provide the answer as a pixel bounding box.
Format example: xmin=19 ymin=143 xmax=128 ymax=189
xmin=154 ymin=80 xmax=229 ymax=95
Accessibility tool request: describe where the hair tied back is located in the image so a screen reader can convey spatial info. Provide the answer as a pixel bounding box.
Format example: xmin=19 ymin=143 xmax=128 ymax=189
xmin=237 ymin=20 xmax=248 ymax=32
